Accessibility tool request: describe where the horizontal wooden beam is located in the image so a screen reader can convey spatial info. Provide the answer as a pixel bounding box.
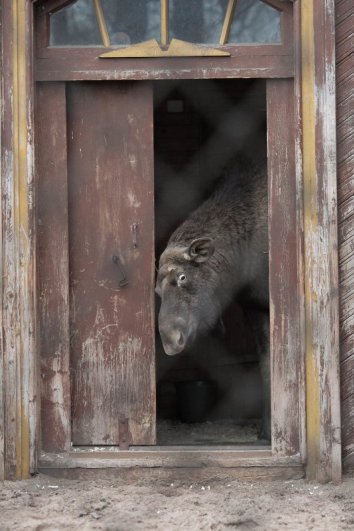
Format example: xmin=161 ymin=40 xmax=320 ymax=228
xmin=40 ymin=447 xmax=304 ymax=470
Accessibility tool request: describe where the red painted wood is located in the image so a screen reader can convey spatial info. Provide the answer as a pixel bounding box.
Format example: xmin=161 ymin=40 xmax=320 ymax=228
xmin=37 ymin=82 xmax=71 ymax=453
xmin=67 ymin=82 xmax=155 ymax=445
xmin=267 ymin=79 xmax=303 ymax=456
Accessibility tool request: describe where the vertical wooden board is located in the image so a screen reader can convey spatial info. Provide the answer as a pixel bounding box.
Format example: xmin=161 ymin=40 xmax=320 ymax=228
xmin=67 ymin=82 xmax=155 ymax=446
xmin=1 ymin=0 xmax=38 ymax=479
xmin=267 ymin=79 xmax=303 ymax=456
xmin=336 ymin=0 xmax=354 ymax=463
xmin=300 ymin=0 xmax=341 ymax=482
xmin=2 ymin=0 xmax=20 ymax=481
xmin=0 ymin=0 xmax=4 ymax=481
xmin=314 ymin=0 xmax=341 ymax=482
xmin=36 ymin=82 xmax=71 ymax=452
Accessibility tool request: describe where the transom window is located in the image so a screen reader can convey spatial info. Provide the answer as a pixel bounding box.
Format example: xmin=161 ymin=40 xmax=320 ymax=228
xmin=50 ymin=0 xmax=281 ymax=48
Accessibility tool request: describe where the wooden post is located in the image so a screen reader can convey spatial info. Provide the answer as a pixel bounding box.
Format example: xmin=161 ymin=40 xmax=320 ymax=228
xmin=1 ymin=0 xmax=38 ymax=480
xmin=300 ymin=0 xmax=341 ymax=482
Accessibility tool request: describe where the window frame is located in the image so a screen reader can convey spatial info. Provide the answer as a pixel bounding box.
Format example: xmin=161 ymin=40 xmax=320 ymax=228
xmin=35 ymin=0 xmax=294 ymax=81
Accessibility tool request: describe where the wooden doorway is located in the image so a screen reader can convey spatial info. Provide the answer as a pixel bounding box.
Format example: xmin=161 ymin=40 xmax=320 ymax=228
xmin=34 ymin=0 xmax=306 ymax=474
xmin=37 ymin=76 xmax=300 ymax=455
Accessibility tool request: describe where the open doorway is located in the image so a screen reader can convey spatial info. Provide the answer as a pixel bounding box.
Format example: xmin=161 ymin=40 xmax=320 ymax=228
xmin=154 ymin=79 xmax=269 ymax=445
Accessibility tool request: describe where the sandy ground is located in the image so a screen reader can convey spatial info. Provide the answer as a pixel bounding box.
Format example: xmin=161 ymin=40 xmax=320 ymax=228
xmin=1 ymin=472 xmax=354 ymax=530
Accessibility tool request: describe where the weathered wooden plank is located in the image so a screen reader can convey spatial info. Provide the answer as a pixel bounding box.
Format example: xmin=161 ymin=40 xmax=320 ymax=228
xmin=336 ymin=134 xmax=354 ymax=169
xmin=340 ymin=355 xmax=354 ymax=400
xmin=338 ymin=212 xmax=354 ymax=245
xmin=338 ymin=173 xmax=354 ymax=205
xmin=338 ymin=276 xmax=354 ymax=307
xmin=301 ymin=0 xmax=341 ymax=482
xmin=340 ymin=313 xmax=354 ymax=342
xmin=293 ymin=0 xmax=307 ymax=463
xmin=39 ymin=448 xmax=303 ymax=470
xmin=0 ymin=0 xmax=4 ymax=482
xmin=336 ymin=0 xmax=354 ymax=464
xmin=340 ymin=300 xmax=354 ymax=331
xmin=1 ymin=0 xmax=38 ymax=479
xmin=335 ymin=0 xmax=353 ymax=23
xmin=2 ymin=0 xmax=20 ymax=483
xmin=40 ymin=465 xmax=304 ymax=482
xmin=335 ymin=14 xmax=354 ymax=44
xmin=36 ymin=82 xmax=71 ymax=453
xmin=338 ymin=194 xmax=354 ymax=222
xmin=35 ymin=60 xmax=294 ymax=82
xmin=267 ymin=79 xmax=303 ymax=457
xmin=336 ymin=56 xmax=354 ymax=85
xmin=341 ymin=392 xmax=354 ymax=455
xmin=67 ymin=82 xmax=155 ymax=446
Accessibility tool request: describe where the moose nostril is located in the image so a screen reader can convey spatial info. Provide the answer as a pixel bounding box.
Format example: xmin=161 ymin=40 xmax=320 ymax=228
xmin=177 ymin=332 xmax=185 ymax=347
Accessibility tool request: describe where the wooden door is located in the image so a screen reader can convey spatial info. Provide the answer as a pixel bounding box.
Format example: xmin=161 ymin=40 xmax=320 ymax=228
xmin=37 ymin=82 xmax=155 ymax=448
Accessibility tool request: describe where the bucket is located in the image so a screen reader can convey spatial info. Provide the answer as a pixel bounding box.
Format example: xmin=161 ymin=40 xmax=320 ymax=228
xmin=176 ymin=380 xmax=217 ymax=423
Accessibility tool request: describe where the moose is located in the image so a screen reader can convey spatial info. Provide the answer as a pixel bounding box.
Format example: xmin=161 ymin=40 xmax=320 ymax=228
xmin=155 ymin=158 xmax=270 ymax=440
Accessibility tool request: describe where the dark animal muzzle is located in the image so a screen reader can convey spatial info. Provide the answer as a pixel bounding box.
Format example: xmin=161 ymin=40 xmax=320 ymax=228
xmin=158 ymin=318 xmax=188 ymax=356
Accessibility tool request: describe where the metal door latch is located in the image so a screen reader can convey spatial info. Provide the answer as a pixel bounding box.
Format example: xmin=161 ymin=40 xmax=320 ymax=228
xmin=119 ymin=417 xmax=130 ymax=450
xmin=112 ymin=255 xmax=128 ymax=287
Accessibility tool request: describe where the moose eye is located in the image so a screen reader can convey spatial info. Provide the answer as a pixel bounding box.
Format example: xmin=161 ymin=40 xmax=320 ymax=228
xmin=178 ymin=274 xmax=187 ymax=283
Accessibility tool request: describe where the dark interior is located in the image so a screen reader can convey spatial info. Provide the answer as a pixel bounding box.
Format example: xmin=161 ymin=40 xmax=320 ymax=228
xmin=154 ymin=79 xmax=268 ymax=445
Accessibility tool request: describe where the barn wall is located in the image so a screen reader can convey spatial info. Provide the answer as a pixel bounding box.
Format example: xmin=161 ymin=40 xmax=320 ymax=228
xmin=336 ymin=0 xmax=354 ymax=465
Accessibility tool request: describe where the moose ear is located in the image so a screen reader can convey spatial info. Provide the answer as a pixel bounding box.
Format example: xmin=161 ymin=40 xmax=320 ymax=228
xmin=187 ymin=237 xmax=215 ymax=263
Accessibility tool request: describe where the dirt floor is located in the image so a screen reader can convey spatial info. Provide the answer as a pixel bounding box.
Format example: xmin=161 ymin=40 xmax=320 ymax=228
xmin=1 ymin=471 xmax=354 ymax=530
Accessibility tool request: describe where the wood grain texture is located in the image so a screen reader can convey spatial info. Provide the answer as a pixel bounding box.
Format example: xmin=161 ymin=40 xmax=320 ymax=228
xmin=34 ymin=3 xmax=294 ymax=81
xmin=336 ymin=0 xmax=354 ymax=463
xmin=0 ymin=0 xmax=4 ymax=482
xmin=35 ymin=52 xmax=294 ymax=82
xmin=301 ymin=0 xmax=341 ymax=482
xmin=39 ymin=464 xmax=304 ymax=482
xmin=267 ymin=79 xmax=304 ymax=457
xmin=40 ymin=448 xmax=303 ymax=470
xmin=1 ymin=0 xmax=38 ymax=480
xmin=36 ymin=83 xmax=71 ymax=453
xmin=67 ymin=82 xmax=155 ymax=446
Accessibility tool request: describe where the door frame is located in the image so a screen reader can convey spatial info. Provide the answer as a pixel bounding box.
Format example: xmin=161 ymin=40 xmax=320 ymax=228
xmin=0 ymin=0 xmax=341 ymax=482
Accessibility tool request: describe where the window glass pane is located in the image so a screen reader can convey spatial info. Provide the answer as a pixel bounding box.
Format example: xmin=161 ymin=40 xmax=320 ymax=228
xmin=50 ymin=0 xmax=281 ymax=48
xmin=229 ymin=0 xmax=281 ymax=44
xmin=101 ymin=0 xmax=160 ymax=45
xmin=170 ymin=0 xmax=226 ymax=44
xmin=50 ymin=0 xmax=160 ymax=47
xmin=50 ymin=0 xmax=101 ymax=46
xmin=169 ymin=0 xmax=281 ymax=45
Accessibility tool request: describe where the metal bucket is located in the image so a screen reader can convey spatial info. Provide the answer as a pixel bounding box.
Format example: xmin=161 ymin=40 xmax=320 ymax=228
xmin=176 ymin=380 xmax=217 ymax=423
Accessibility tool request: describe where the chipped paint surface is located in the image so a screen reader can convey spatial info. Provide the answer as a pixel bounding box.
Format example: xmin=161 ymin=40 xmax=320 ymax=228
xmin=1 ymin=0 xmax=37 ymax=479
xmin=301 ymin=0 xmax=341 ymax=482
xmin=65 ymin=82 xmax=156 ymax=446
xmin=1 ymin=0 xmax=341 ymax=481
xmin=267 ymin=78 xmax=303 ymax=458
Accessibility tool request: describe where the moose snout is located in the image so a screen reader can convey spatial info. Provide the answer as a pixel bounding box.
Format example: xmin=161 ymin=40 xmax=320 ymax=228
xmin=158 ymin=318 xmax=187 ymax=356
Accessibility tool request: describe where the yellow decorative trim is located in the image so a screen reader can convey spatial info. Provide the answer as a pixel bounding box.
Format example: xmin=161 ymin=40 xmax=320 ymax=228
xmin=220 ymin=0 xmax=238 ymax=45
xmin=301 ymin=0 xmax=320 ymax=478
xmin=93 ymin=0 xmax=111 ymax=48
xmin=161 ymin=0 xmax=169 ymax=47
xmin=99 ymin=38 xmax=230 ymax=58
xmin=12 ymin=0 xmax=31 ymax=480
